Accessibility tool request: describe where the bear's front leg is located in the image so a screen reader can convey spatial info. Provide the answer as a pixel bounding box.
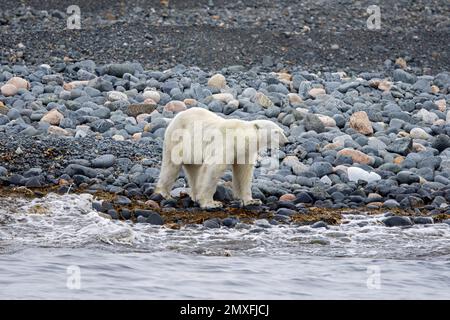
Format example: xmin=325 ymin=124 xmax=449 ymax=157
xmin=232 ymin=164 xmax=262 ymax=206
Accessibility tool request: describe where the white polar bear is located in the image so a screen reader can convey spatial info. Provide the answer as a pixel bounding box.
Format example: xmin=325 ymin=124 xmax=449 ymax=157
xmin=154 ymin=107 xmax=288 ymax=209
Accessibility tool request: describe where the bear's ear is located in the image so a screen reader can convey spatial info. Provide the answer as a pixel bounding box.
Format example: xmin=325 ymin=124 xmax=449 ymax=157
xmin=253 ymin=123 xmax=261 ymax=130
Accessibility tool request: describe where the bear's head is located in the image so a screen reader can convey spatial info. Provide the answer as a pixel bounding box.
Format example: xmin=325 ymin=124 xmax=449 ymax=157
xmin=251 ymin=119 xmax=289 ymax=151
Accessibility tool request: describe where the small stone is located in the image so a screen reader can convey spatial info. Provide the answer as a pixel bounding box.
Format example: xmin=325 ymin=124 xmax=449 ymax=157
xmin=337 ymin=148 xmax=373 ymax=165
xmin=126 ymin=103 xmax=156 ymax=117
xmin=0 ymin=101 xmax=9 ymax=115
xmin=432 ymin=134 xmax=450 ymax=152
xmin=1 ymin=84 xmax=18 ymax=96
xmin=349 ymin=111 xmax=373 ymax=135
xmin=409 ymin=127 xmax=430 ymax=140
xmin=41 ymin=109 xmax=64 ymax=125
xmin=112 ymin=135 xmax=125 ymax=141
xmin=145 ymin=200 xmax=160 ymax=210
xmin=279 ymin=194 xmax=296 ymax=202
xmin=254 ymin=92 xmax=274 ymax=108
xmin=413 ymin=217 xmax=433 ymax=225
xmin=435 ymin=99 xmax=446 ymax=112
xmin=387 ymin=138 xmax=413 ymax=156
xmin=430 ymin=85 xmax=440 ymax=94
xmin=383 ymin=216 xmax=412 ymax=227
xmin=308 ymin=88 xmax=326 ymax=98
xmin=107 ymin=91 xmax=128 ymax=102
xmin=92 ymin=154 xmax=116 ymax=168
xmin=311 ymin=221 xmax=328 ymax=229
xmin=318 ymin=115 xmax=336 ymax=127
xmin=142 ymin=90 xmax=160 ymax=103
xmin=212 ymin=93 xmax=234 ymax=103
xmin=63 ymin=80 xmax=89 ymax=90
xmin=383 ymin=199 xmax=401 ymax=209
xmin=207 ymin=74 xmax=227 ymax=89
xmin=203 ymin=218 xmax=221 ymax=229
xmin=164 ymin=100 xmax=186 ymax=113
xmin=287 ymin=93 xmax=302 ymax=105
xmin=347 ymin=167 xmax=381 ymax=183
xmin=184 ymin=98 xmax=197 ymax=106
xmin=378 ymin=80 xmax=392 ymax=91
xmin=47 ymin=126 xmax=71 ymax=136
xmin=6 ymin=77 xmax=30 ymax=90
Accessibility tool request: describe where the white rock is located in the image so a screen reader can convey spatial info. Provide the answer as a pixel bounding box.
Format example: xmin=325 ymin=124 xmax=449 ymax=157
xmin=415 ymin=108 xmax=438 ymax=124
xmin=347 ymin=167 xmax=381 ymax=183
xmin=107 ymin=91 xmax=128 ymax=102
xmin=410 ymin=127 xmax=430 ymax=140
xmin=208 ymin=74 xmax=227 ymax=89
xmin=142 ymin=90 xmax=160 ymax=103
xmin=318 ymin=115 xmax=336 ymax=127
xmin=332 ymin=134 xmax=353 ymax=146
xmin=447 ymin=111 xmax=450 ymax=124
xmin=212 ymin=93 xmax=234 ymax=103
xmin=112 ymin=135 xmax=125 ymax=141
xmin=320 ymin=175 xmax=332 ymax=185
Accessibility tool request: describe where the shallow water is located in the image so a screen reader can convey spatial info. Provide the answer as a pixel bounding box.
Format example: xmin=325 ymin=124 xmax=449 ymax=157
xmin=0 ymin=193 xmax=449 ymax=299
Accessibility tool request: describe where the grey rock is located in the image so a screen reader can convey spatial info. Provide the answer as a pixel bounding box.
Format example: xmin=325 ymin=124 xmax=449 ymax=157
xmin=383 ymin=216 xmax=413 ymax=227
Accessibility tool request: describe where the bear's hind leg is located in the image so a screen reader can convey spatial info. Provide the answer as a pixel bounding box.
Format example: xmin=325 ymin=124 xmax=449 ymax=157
xmin=196 ymin=164 xmax=227 ymax=209
xmin=232 ymin=163 xmax=261 ymax=206
xmin=183 ymin=164 xmax=201 ymax=201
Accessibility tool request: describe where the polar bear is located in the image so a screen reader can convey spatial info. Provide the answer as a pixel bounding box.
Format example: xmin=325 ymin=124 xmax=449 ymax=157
xmin=154 ymin=107 xmax=288 ymax=209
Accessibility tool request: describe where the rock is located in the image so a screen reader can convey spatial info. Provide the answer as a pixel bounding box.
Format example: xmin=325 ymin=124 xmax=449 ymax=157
xmin=64 ymin=164 xmax=98 ymax=178
xmin=63 ymin=80 xmax=89 ymax=90
xmin=303 ymin=113 xmax=325 ymax=133
xmin=254 ymin=92 xmax=274 ymax=108
xmin=212 ymin=93 xmax=234 ymax=103
xmin=415 ymin=108 xmax=438 ymax=124
xmin=432 ymin=134 xmax=450 ymax=152
xmin=142 ymin=90 xmax=160 ymax=103
xmin=47 ymin=126 xmax=71 ymax=136
xmin=144 ymin=200 xmax=160 ymax=210
xmin=383 ymin=216 xmax=412 ymax=227
xmin=295 ymin=192 xmax=313 ymax=204
xmin=279 ymin=194 xmax=296 ymax=202
xmin=383 ymin=199 xmax=401 ymax=209
xmin=308 ymin=88 xmax=326 ymax=98
xmin=6 ymin=77 xmax=30 ymax=90
xmin=386 ymin=138 xmax=413 ymax=156
xmin=207 ymin=74 xmax=226 ymax=89
xmin=396 ymin=171 xmax=420 ymax=184
xmin=164 ymin=100 xmax=186 ymax=113
xmin=409 ymin=127 xmax=430 ymax=140
xmin=222 ymin=217 xmax=238 ymax=228
xmin=105 ymin=63 xmax=140 ymax=77
xmin=276 ymin=208 xmax=296 ymax=216
xmin=393 ymin=69 xmax=416 ymax=84
xmin=311 ymin=162 xmax=333 ymax=177
xmin=126 ymin=103 xmax=156 ymax=117
xmin=0 ymin=166 xmax=7 ymax=177
xmin=413 ymin=217 xmax=433 ymax=224
xmin=1 ymin=84 xmax=18 ymax=96
xmin=114 ymin=195 xmax=131 ymax=205
xmin=318 ymin=115 xmax=336 ymax=127
xmin=0 ymin=101 xmax=9 ymax=115
xmin=347 ymin=167 xmax=381 ymax=183
xmin=349 ymin=111 xmax=373 ymax=135
xmin=41 ymin=109 xmax=64 ymax=125
xmin=337 ymin=148 xmax=373 ymax=165
xmin=147 ymin=212 xmax=164 ymax=225
xmin=435 ymin=99 xmax=446 ymax=112
xmin=92 ymin=154 xmax=116 ymax=168
xmin=107 ymin=91 xmax=128 ymax=102
xmin=203 ymin=218 xmax=221 ymax=229
xmin=378 ymin=80 xmax=392 ymax=91
xmin=311 ymin=221 xmax=328 ymax=228
xmin=287 ymin=93 xmax=302 ymax=105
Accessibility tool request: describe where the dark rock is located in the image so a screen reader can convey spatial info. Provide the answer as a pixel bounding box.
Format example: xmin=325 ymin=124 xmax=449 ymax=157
xmin=413 ymin=217 xmax=433 ymax=224
xmin=386 ymin=138 xmax=413 ymax=156
xmin=432 ymin=134 xmax=450 ymax=152
xmin=383 ymin=216 xmax=412 ymax=227
xmin=203 ymin=218 xmax=221 ymax=228
xmin=311 ymin=221 xmax=328 ymax=228
xmin=147 ymin=212 xmax=164 ymax=225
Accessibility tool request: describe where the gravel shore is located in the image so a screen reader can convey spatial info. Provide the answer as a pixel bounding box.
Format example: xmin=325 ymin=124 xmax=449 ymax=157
xmin=0 ymin=0 xmax=449 ymax=228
